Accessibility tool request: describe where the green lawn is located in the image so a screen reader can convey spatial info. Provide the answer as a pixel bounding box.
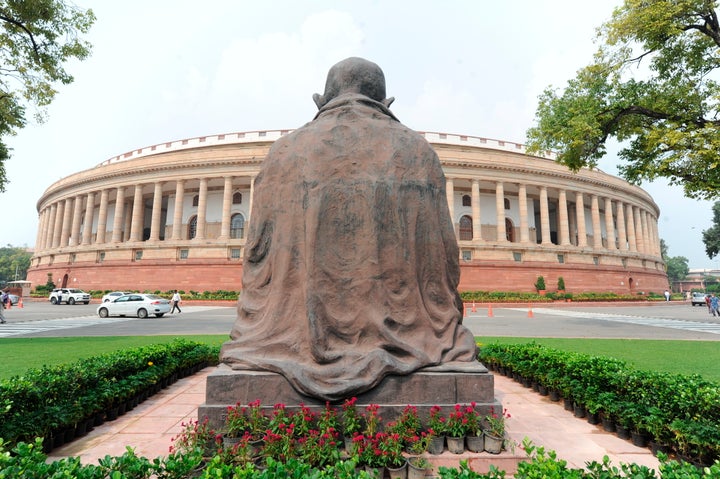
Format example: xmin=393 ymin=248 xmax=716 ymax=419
xmin=1 ymin=335 xmax=718 ymax=383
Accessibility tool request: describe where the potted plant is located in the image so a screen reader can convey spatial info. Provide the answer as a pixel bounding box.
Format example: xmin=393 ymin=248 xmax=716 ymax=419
xmin=427 ymin=405 xmax=446 ymax=454
xmin=386 ymin=404 xmax=421 ymax=449
xmin=379 ymin=432 xmax=407 ymax=478
xmin=341 ymin=397 xmax=362 ymax=451
xmin=483 ymin=407 xmax=510 ymax=454
xmin=408 ymin=456 xmax=432 ymax=479
xmin=534 ymin=276 xmax=546 ymax=295
xmin=222 ymin=402 xmax=251 ymax=447
xmin=557 ymin=276 xmax=565 ymax=292
xmin=463 ymin=402 xmax=484 ymax=453
xmin=444 ymin=404 xmax=469 ymax=453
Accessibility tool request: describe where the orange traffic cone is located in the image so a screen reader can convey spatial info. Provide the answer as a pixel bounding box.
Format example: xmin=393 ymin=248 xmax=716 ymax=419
xmin=6 ymin=299 xmax=10 ymax=310
xmin=527 ymin=303 xmax=534 ymax=318
xmin=18 ymin=297 xmax=23 ymax=308
xmin=488 ymin=303 xmax=494 ymax=317
xmin=471 ymin=301 xmax=477 ymax=313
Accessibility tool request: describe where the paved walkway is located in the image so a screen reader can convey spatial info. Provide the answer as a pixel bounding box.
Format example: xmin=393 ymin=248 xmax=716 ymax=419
xmin=47 ymin=367 xmax=659 ymax=472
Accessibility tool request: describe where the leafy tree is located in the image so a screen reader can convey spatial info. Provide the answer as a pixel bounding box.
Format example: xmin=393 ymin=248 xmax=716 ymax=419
xmin=527 ymin=0 xmax=720 ymax=199
xmin=665 ymin=255 xmax=690 ymax=283
xmin=0 ymin=1 xmax=95 ymax=191
xmin=0 ymin=245 xmax=32 ymax=286
xmin=660 ymin=238 xmax=690 ymax=283
xmin=702 ymin=201 xmax=720 ymax=258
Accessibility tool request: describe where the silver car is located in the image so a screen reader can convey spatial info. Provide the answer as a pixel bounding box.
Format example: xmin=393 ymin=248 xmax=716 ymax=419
xmin=96 ymin=293 xmax=171 ymax=319
xmin=101 ymin=291 xmax=128 ymax=303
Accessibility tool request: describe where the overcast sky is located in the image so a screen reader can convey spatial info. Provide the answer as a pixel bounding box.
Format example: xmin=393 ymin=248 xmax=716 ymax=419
xmin=1 ymin=1 xmax=714 ymax=268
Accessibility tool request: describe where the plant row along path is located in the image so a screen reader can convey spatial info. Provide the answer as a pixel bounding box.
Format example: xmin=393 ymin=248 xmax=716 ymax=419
xmin=480 ymin=342 xmax=720 ymax=469
xmin=2 ymin=341 xmax=720 ymax=477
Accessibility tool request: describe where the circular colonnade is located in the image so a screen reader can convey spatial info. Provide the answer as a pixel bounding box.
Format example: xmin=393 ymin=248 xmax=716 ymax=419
xmin=27 ymin=130 xmax=668 ymax=294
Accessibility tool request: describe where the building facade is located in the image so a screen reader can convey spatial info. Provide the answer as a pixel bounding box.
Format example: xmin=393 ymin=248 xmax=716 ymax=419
xmin=27 ymin=130 xmax=669 ymax=294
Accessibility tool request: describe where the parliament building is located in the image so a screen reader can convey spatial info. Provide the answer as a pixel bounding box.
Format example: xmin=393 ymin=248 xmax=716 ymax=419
xmin=27 ymin=130 xmax=669 ymax=294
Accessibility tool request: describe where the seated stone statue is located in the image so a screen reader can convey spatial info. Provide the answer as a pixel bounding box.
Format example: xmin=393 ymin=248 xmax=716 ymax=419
xmin=220 ymin=57 xmax=478 ymax=401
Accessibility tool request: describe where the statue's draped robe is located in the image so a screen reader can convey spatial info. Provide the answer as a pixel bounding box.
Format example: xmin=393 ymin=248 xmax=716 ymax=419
xmin=220 ymin=94 xmax=478 ymax=401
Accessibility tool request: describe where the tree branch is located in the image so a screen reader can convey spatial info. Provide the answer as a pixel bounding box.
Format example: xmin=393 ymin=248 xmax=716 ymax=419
xmin=0 ymin=11 xmax=41 ymax=61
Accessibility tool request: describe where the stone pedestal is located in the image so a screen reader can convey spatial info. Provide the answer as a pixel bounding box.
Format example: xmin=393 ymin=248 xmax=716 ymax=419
xmin=199 ymin=362 xmax=502 ymax=430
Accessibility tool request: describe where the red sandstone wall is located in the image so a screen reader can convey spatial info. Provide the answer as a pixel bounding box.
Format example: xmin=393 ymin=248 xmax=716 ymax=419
xmin=27 ymin=260 xmax=669 ymax=295
xmin=458 ymin=262 xmax=670 ymax=294
xmin=27 ymin=260 xmax=244 ymax=293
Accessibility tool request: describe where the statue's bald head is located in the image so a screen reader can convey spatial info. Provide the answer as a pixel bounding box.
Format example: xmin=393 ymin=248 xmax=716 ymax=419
xmin=313 ymin=57 xmax=392 ymax=109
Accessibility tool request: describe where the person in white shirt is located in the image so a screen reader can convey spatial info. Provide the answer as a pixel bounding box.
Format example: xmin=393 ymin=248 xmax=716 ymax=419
xmin=171 ymin=290 xmax=182 ymax=314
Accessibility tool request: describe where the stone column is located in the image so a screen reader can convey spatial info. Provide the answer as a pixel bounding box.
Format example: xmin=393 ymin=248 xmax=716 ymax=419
xmin=575 ymin=192 xmax=587 ymax=247
xmin=616 ymin=201 xmax=627 ymax=250
xmin=53 ymin=201 xmax=65 ymax=248
xmin=518 ymin=183 xmax=530 ymax=244
xmin=248 ymin=175 xmax=256 ymax=224
xmin=471 ymin=179 xmax=482 ymax=242
xmin=651 ymin=215 xmax=660 ymax=256
xmin=70 ymin=195 xmax=83 ymax=246
xmin=495 ymin=181 xmax=506 ymax=242
xmin=591 ymin=195 xmax=602 ymax=249
xmin=540 ymin=186 xmax=551 ymax=244
xmin=35 ymin=209 xmax=46 ymax=251
xmin=604 ymin=197 xmax=615 ymax=250
xmin=625 ymin=204 xmax=637 ymax=252
xmin=45 ymin=203 xmax=57 ymax=249
xmin=558 ymin=189 xmax=570 ymax=246
xmin=640 ymin=210 xmax=650 ymax=255
xmin=634 ymin=207 xmax=645 ymax=254
xmin=149 ymin=182 xmax=164 ymax=241
xmin=446 ymin=178 xmax=456 ymax=237
xmin=219 ymin=176 xmax=233 ymax=240
xmin=82 ymin=192 xmax=95 ymax=245
xmin=195 ymin=178 xmax=208 ymax=240
xmin=96 ymin=189 xmax=109 ymax=244
xmin=172 ymin=180 xmax=185 ymax=240
xmin=60 ymin=198 xmax=73 ymax=247
xmin=130 ymin=185 xmax=144 ymax=242
xmin=111 ymin=187 xmax=126 ymax=243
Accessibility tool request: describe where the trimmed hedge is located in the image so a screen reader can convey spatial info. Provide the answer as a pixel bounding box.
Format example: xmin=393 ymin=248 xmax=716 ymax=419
xmin=479 ymin=342 xmax=720 ymax=466
xmin=0 ymin=339 xmax=219 ymax=449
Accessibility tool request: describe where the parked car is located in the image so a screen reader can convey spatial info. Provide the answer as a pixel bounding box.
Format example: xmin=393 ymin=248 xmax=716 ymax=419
xmin=96 ymin=293 xmax=170 ymax=319
xmin=49 ymin=288 xmax=91 ymax=305
xmin=7 ymin=294 xmax=19 ymax=305
xmin=691 ymin=292 xmax=708 ymax=306
xmin=102 ymin=291 xmax=129 ymax=303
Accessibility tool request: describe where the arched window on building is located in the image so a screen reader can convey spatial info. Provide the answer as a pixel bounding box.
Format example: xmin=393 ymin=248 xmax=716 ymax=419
xmin=504 ymin=198 xmax=510 ymax=210
xmin=505 ymin=218 xmax=515 ymax=242
xmin=462 ymin=195 xmax=471 ymax=207
xmin=192 ymin=195 xmax=199 ymax=207
xmin=188 ymin=215 xmax=197 ymax=239
xmin=233 ymin=192 xmax=242 ymax=205
xmin=230 ymin=213 xmax=245 ymax=239
xmin=459 ymin=215 xmax=473 ymax=240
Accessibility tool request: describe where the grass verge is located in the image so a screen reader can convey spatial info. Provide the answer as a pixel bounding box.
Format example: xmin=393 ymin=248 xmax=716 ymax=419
xmin=0 ymin=335 xmax=228 ymax=380
xmin=478 ymin=336 xmax=720 ymax=383
xmin=1 ymin=335 xmax=718 ymax=384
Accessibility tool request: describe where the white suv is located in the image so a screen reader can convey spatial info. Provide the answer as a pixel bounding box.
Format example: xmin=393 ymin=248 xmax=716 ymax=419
xmin=49 ymin=288 xmax=91 ymax=305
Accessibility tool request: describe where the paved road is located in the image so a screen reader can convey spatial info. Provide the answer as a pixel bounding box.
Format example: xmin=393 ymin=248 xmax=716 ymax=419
xmin=1 ymin=301 xmax=720 ymax=340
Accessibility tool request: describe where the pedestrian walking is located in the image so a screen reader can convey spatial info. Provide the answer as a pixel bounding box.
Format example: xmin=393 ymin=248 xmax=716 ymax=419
xmin=0 ymin=290 xmax=8 ymax=323
xmin=711 ymin=294 xmax=719 ymax=317
xmin=171 ymin=290 xmax=182 ymax=314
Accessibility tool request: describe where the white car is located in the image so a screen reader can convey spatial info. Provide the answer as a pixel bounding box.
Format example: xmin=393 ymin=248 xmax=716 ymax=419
xmin=102 ymin=291 xmax=129 ymax=303
xmin=96 ymin=293 xmax=170 ymax=319
xmin=49 ymin=288 xmax=91 ymax=305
